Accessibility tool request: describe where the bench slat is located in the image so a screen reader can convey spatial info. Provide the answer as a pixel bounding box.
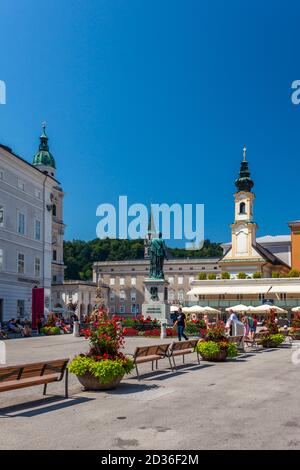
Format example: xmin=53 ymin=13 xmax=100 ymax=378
xmin=0 ymin=374 xmax=59 ymax=392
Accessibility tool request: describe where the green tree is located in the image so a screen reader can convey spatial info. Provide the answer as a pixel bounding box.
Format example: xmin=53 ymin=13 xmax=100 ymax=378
xmin=253 ymin=272 xmax=262 ymax=279
xmin=237 ymin=272 xmax=247 ymax=279
xmin=288 ymin=269 xmax=300 ymax=278
xmin=221 ymin=271 xmax=230 ymax=279
xmin=208 ymin=273 xmax=217 ymax=280
xmin=198 ymin=272 xmax=207 ymax=280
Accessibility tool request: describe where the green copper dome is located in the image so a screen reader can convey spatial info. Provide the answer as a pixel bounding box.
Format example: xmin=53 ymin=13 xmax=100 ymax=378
xmin=235 ymin=146 xmax=254 ymax=192
xmin=32 ymin=124 xmax=56 ymax=169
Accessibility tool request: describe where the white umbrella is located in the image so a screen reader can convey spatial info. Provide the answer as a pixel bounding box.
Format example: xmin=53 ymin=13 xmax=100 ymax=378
xmin=292 ymin=306 xmax=300 ymax=313
xmin=201 ymin=306 xmax=221 ymax=315
xmin=170 ymin=305 xmax=179 ymax=312
xmin=253 ymin=304 xmax=287 ymax=314
xmin=182 ymin=306 xmax=192 ymax=313
xmin=226 ymin=304 xmax=252 ymax=314
xmin=188 ymin=305 xmax=204 ymax=314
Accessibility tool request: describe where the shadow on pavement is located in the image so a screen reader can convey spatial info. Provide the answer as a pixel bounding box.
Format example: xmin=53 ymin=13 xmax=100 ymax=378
xmin=0 ymin=395 xmax=93 ymax=418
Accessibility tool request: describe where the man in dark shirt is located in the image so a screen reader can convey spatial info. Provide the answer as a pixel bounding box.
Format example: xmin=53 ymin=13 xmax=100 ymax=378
xmin=174 ymin=307 xmax=188 ymax=341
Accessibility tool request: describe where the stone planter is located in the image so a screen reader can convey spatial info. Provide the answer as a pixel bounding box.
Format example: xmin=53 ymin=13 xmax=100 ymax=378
xmin=200 ymin=350 xmax=228 ymax=362
xmin=77 ymin=372 xmax=124 ymax=391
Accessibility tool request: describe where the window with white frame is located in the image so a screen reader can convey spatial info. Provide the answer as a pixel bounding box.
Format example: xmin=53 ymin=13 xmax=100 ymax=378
xmin=131 ymin=277 xmax=136 ymax=286
xmin=169 ymin=290 xmax=175 ymax=301
xmin=131 ymin=290 xmax=136 ymax=302
xmin=34 ymin=257 xmax=40 ymax=277
xmin=18 ymin=179 xmax=25 ymax=191
xmin=17 ymin=212 xmax=25 ymax=235
xmin=110 ymin=291 xmax=115 ymax=302
xmin=17 ymin=253 xmax=25 ymax=274
xmin=34 ymin=188 xmax=41 ymax=199
xmin=120 ymin=277 xmax=125 ymax=286
xmin=119 ymin=305 xmax=125 ymax=314
xmin=178 ymin=290 xmax=184 ymax=301
xmin=120 ymin=289 xmax=126 ymax=301
xmin=110 ymin=278 xmax=115 ymax=286
xmin=168 ymin=276 xmax=174 ymax=285
xmin=178 ymin=276 xmax=183 ymax=285
xmin=0 ymin=205 xmax=3 ymax=227
xmin=189 ymin=276 xmax=194 ymax=284
xmin=0 ymin=248 xmax=3 ymax=271
xmin=131 ymin=304 xmax=136 ymax=314
xmin=136 ymin=304 xmax=140 ymax=314
xmin=35 ymin=219 xmax=41 ymax=240
xmin=109 ymin=305 xmax=115 ymax=314
xmin=17 ymin=300 xmax=25 ymax=318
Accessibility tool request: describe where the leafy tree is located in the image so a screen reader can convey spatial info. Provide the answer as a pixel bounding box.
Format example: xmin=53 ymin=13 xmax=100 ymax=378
xmin=208 ymin=273 xmax=217 ymax=280
xmin=221 ymin=271 xmax=230 ymax=279
xmin=288 ymin=269 xmax=300 ymax=278
xmin=64 ymin=238 xmax=223 ymax=281
xmin=237 ymin=272 xmax=247 ymax=279
xmin=253 ymin=272 xmax=262 ymax=279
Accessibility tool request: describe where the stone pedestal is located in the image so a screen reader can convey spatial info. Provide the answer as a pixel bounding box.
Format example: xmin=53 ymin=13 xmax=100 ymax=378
xmin=142 ymin=278 xmax=170 ymax=324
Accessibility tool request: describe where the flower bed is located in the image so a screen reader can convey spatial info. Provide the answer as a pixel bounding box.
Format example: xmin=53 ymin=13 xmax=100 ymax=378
xmin=40 ymin=326 xmax=61 ymax=335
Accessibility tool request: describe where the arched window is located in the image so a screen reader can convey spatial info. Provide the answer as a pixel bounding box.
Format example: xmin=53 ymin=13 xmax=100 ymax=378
xmin=52 ymin=204 xmax=57 ymax=217
xmin=239 ymin=202 xmax=246 ymax=214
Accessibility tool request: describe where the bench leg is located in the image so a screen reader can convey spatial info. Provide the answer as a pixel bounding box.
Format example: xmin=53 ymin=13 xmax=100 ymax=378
xmin=151 ymin=361 xmax=154 ymax=371
xmin=65 ymin=369 xmax=69 ymax=398
xmin=172 ymin=356 xmax=177 ymax=371
xmin=135 ymin=364 xmax=140 ymax=381
xmin=197 ymin=351 xmax=201 ymax=365
xmin=168 ymin=355 xmax=174 ymax=372
xmin=156 ymin=359 xmax=158 ymax=370
xmin=182 ymin=354 xmax=185 ymax=364
xmin=43 ymin=383 xmax=47 ymax=396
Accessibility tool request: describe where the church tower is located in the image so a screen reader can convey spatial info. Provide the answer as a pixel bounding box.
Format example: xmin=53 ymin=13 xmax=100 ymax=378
xmin=33 ymin=124 xmax=65 ymax=284
xmin=231 ymin=146 xmax=257 ymax=257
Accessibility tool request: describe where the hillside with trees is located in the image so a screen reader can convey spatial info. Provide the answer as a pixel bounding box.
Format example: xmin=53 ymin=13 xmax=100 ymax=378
xmin=63 ymin=238 xmax=223 ymax=281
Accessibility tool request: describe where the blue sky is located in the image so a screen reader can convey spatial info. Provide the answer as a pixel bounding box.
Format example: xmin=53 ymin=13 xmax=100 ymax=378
xmin=1 ymin=0 xmax=300 ymax=244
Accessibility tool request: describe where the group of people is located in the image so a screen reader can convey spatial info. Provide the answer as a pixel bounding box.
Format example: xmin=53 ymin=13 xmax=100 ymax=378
xmin=0 ymin=318 xmax=32 ymax=337
xmin=225 ymin=311 xmax=258 ymax=338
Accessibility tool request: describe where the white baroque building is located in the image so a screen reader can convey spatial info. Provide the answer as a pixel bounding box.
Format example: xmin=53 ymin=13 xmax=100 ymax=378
xmin=0 ymin=125 xmax=65 ymax=322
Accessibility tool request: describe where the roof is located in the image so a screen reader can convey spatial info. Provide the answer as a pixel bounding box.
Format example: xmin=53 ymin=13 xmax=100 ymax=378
xmin=255 ymin=243 xmax=290 ymax=267
xmin=222 ymin=234 xmax=291 ymax=247
xmin=256 ymin=235 xmax=291 ymax=244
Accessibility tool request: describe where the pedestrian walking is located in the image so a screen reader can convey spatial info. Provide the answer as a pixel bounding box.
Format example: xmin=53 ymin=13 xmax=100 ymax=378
xmin=173 ymin=307 xmax=188 ymax=341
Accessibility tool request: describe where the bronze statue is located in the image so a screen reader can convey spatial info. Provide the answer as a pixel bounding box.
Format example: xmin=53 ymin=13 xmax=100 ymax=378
xmin=149 ymin=232 xmax=168 ymax=279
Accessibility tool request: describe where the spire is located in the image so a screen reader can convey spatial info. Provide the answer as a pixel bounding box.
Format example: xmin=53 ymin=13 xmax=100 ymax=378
xmin=148 ymin=208 xmax=156 ymax=235
xmin=39 ymin=122 xmax=49 ymax=151
xmin=32 ymin=122 xmax=56 ymax=170
xmin=234 ymin=146 xmax=254 ymax=192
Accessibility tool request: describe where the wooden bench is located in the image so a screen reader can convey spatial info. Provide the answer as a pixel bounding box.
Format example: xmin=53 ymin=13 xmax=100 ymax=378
xmin=168 ymin=340 xmax=200 ymax=370
xmin=243 ymin=331 xmax=269 ymax=350
xmin=0 ymin=358 xmax=69 ymax=398
xmin=131 ymin=344 xmax=172 ymax=380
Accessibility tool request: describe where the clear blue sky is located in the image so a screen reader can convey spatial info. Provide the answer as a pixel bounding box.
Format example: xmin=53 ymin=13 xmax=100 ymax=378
xmin=1 ymin=0 xmax=300 ymax=244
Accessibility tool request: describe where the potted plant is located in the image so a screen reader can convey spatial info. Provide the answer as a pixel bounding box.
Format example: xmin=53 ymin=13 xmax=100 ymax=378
xmin=195 ymin=322 xmax=238 ymax=361
xmin=259 ymin=333 xmax=285 ymax=348
xmin=68 ymin=314 xmax=134 ymax=390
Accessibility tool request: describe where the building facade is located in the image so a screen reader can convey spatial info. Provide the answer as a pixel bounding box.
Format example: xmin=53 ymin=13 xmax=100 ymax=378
xmin=93 ymin=258 xmax=220 ymax=315
xmin=0 ymin=125 xmax=64 ymax=322
xmin=52 ymin=281 xmax=98 ymax=319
